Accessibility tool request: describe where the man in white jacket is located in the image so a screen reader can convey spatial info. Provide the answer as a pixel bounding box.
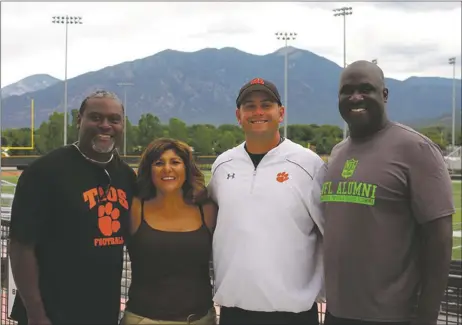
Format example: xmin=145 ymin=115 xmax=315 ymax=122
xmin=208 ymin=78 xmax=327 ymax=325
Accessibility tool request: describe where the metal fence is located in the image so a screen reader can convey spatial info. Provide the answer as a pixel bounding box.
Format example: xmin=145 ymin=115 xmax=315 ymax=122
xmin=0 ymin=189 xmax=460 ymax=324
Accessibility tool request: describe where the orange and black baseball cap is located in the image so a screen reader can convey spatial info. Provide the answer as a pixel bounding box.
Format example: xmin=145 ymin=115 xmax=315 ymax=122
xmin=236 ymin=78 xmax=282 ymax=107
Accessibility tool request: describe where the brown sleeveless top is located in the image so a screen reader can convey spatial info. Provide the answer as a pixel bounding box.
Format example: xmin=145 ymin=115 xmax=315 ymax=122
xmin=125 ymin=200 xmax=213 ymax=320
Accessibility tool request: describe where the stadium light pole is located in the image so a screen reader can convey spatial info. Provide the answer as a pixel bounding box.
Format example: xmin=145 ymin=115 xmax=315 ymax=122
xmin=117 ymin=82 xmax=134 ymax=156
xmin=0 ymin=95 xmax=2 ymax=200
xmin=52 ymin=15 xmax=83 ymax=146
xmin=449 ymin=57 xmax=456 ymax=149
xmin=334 ymin=6 xmax=353 ymax=140
xmin=275 ymin=32 xmax=297 ymax=139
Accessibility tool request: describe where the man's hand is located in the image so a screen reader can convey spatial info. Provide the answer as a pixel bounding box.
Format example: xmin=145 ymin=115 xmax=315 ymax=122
xmin=413 ymin=216 xmax=452 ymax=325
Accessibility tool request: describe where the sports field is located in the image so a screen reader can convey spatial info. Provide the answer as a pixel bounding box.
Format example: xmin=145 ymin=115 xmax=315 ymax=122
xmin=1 ymin=170 xmax=461 ymax=259
xmin=204 ymin=170 xmax=212 ymax=184
xmin=451 ymin=180 xmax=462 ymax=260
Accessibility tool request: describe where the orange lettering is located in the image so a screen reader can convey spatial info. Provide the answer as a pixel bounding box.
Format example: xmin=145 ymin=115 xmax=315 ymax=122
xmin=107 ymin=187 xmax=117 ymax=202
xmin=117 ymin=189 xmax=128 ymax=210
xmin=93 ymin=236 xmax=124 ymax=247
xmin=83 ymin=188 xmax=98 ymax=209
xmin=98 ymin=187 xmax=107 ymax=202
xmin=250 ymin=78 xmax=264 ymax=85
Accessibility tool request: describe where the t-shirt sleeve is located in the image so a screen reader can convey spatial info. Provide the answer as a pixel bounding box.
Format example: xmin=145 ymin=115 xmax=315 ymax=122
xmin=408 ymin=141 xmax=455 ymax=224
xmin=9 ymin=164 xmax=52 ymax=245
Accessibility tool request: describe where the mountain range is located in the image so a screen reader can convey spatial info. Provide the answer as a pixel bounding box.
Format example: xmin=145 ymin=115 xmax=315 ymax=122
xmin=1 ymin=46 xmax=461 ymax=129
xmin=1 ymin=74 xmax=60 ymax=99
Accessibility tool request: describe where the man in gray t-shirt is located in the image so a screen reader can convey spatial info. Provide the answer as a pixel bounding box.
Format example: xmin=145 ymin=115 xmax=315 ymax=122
xmin=322 ymin=60 xmax=455 ymax=325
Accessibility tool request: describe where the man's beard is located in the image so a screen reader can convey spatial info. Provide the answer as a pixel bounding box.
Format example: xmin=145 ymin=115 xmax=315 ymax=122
xmin=91 ymin=138 xmax=116 ymax=153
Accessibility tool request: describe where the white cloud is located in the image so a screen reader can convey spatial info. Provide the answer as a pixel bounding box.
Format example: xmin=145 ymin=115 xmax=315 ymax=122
xmin=1 ymin=1 xmax=461 ymax=87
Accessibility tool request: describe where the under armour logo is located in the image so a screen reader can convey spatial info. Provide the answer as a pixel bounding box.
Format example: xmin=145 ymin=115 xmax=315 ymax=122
xmin=227 ymin=173 xmax=235 ymax=179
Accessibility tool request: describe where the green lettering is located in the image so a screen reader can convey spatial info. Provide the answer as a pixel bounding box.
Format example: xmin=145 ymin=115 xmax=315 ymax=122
xmin=321 ymin=181 xmax=378 ymax=206
xmin=337 ymin=182 xmax=348 ymax=194
xmin=361 ymin=184 xmax=372 ymax=198
xmin=348 ymin=182 xmax=362 ymax=195
xmin=353 ymin=182 xmax=362 ymax=196
xmin=371 ymin=184 xmax=377 ymax=199
xmin=320 ymin=194 xmax=375 ymax=206
xmin=322 ymin=182 xmax=333 ymax=195
xmin=336 ymin=182 xmax=343 ymax=194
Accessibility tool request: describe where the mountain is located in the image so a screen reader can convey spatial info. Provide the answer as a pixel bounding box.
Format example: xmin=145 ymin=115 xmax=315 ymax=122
xmin=1 ymin=74 xmax=60 ymax=99
xmin=1 ymin=47 xmax=461 ymax=128
xmin=410 ymin=110 xmax=462 ymax=129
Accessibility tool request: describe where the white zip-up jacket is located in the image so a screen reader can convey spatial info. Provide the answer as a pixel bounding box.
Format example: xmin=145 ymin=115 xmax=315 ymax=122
xmin=208 ymin=139 xmax=327 ymax=312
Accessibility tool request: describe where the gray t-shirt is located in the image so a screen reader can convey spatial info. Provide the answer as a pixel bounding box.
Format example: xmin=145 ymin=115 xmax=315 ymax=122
xmin=322 ymin=122 xmax=455 ymax=322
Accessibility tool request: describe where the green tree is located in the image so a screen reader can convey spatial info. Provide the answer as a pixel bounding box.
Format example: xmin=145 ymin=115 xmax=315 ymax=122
xmin=168 ymin=118 xmax=189 ymax=143
xmin=136 ymin=113 xmax=163 ymax=149
xmin=190 ymin=125 xmax=214 ymax=155
xmin=1 ymin=127 xmax=37 ymax=155
xmin=215 ymin=131 xmax=236 ymax=154
xmin=419 ymin=126 xmax=448 ymax=151
xmin=35 ymin=112 xmax=65 ymax=153
xmin=217 ymin=124 xmax=244 ymax=145
xmin=67 ymin=109 xmax=79 ymax=144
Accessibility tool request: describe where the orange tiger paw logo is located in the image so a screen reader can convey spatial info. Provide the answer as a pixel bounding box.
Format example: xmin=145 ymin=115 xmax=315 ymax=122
xmin=98 ymin=202 xmax=121 ymax=236
xmin=276 ymin=172 xmax=289 ymax=183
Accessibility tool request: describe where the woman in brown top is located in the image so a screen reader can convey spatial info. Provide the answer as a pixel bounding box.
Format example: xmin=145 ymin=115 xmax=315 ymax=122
xmin=120 ymin=138 xmax=218 ymax=325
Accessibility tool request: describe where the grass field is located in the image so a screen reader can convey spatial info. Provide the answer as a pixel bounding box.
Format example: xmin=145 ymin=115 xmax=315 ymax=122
xmin=1 ymin=171 xmax=461 ymax=259
xmin=1 ymin=175 xmax=19 ymax=195
xmin=204 ymin=170 xmax=211 ymax=184
xmin=451 ymin=180 xmax=462 ymax=260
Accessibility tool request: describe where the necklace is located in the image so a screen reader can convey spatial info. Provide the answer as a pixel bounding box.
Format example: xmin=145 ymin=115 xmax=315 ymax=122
xmin=72 ymin=142 xmax=114 ymax=165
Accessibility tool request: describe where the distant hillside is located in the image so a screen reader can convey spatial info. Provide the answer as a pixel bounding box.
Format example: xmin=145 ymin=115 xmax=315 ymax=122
xmin=1 ymin=74 xmax=60 ymax=99
xmin=1 ymin=47 xmax=461 ymax=128
xmin=409 ymin=109 xmax=462 ymax=129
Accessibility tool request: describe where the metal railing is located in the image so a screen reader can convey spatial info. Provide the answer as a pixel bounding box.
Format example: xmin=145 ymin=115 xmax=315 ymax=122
xmin=445 ymin=146 xmax=462 ymax=175
xmin=0 ymin=186 xmax=460 ymax=324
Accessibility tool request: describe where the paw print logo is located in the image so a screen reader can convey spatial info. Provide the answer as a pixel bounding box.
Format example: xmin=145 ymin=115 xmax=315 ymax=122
xmin=276 ymin=172 xmax=289 ymax=183
xmin=98 ymin=202 xmax=121 ymax=236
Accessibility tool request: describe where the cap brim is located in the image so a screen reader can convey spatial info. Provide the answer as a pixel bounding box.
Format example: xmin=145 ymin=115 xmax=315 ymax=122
xmin=237 ymin=85 xmax=280 ymax=106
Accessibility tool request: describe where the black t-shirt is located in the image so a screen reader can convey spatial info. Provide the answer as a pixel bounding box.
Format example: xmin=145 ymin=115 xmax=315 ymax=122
xmin=9 ymin=145 xmax=137 ymax=325
xmin=245 ymin=137 xmax=285 ymax=168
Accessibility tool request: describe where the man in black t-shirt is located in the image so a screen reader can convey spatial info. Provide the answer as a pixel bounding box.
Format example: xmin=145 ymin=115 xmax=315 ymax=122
xmin=9 ymin=90 xmax=137 ymax=325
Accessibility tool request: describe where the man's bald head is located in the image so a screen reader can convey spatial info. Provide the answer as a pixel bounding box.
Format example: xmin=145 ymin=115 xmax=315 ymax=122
xmin=341 ymin=60 xmax=385 ymax=88
xmin=337 ymin=60 xmax=390 ymax=138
